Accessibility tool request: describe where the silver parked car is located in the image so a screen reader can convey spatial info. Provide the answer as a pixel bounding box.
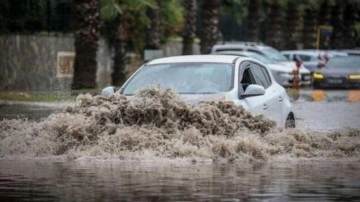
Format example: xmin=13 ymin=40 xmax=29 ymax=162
xmin=212 ymin=51 xmax=311 ymax=87
xmin=211 ymin=42 xmax=289 ymax=62
xmin=102 ymin=55 xmax=295 ymax=128
xmin=281 ymin=50 xmax=348 ymax=73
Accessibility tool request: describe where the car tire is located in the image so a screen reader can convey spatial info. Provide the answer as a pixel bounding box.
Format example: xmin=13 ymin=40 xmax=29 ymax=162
xmin=285 ymin=113 xmax=295 ymax=128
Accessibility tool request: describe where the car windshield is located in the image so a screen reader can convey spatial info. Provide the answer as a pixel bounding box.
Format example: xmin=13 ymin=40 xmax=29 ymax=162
xmin=326 ymin=56 xmax=360 ymax=70
xmin=261 ymin=48 xmax=288 ymax=62
xmin=122 ymin=62 xmax=234 ymax=95
xmin=245 ymin=52 xmax=274 ymax=64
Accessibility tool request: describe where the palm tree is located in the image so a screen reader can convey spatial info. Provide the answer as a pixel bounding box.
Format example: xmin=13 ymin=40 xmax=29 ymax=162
xmin=72 ymin=0 xmax=100 ymax=89
xmin=303 ymin=6 xmax=318 ymax=49
xmin=330 ymin=3 xmax=344 ymax=49
xmin=101 ymin=0 xmax=152 ymax=86
xmin=200 ymin=0 xmax=221 ymax=54
xmin=318 ymin=0 xmax=332 ymax=49
xmin=145 ymin=0 xmax=161 ymax=49
xmin=182 ymin=0 xmax=197 ymax=55
xmin=112 ymin=0 xmax=127 ymax=87
xmin=318 ymin=0 xmax=331 ymax=26
xmin=343 ymin=2 xmax=357 ymax=48
xmin=284 ymin=0 xmax=301 ymax=49
xmin=246 ymin=0 xmax=260 ymax=42
xmin=265 ymin=0 xmax=284 ymax=49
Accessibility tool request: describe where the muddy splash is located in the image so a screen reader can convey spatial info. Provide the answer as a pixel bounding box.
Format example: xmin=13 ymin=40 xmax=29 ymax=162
xmin=0 ymin=87 xmax=359 ymax=162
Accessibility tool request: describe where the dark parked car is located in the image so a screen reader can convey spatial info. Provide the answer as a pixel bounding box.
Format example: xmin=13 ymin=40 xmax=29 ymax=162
xmin=312 ymin=56 xmax=360 ymax=89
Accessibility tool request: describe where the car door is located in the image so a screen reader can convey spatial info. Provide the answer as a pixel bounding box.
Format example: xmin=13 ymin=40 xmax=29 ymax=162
xmin=249 ymin=62 xmax=283 ymax=124
xmin=233 ymin=61 xmax=264 ymax=116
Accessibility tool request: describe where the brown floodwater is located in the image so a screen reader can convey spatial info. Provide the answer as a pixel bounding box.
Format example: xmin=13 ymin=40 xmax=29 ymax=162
xmin=0 ymin=158 xmax=359 ymax=201
xmin=0 ymin=88 xmax=359 ymax=201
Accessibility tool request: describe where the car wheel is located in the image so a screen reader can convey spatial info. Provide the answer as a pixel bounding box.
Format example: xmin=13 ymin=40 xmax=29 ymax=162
xmin=285 ymin=113 xmax=295 ymax=128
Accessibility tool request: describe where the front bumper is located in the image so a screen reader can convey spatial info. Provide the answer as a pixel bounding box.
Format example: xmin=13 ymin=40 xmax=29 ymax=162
xmin=273 ymin=72 xmax=312 ymax=87
xmin=313 ymin=77 xmax=360 ymax=88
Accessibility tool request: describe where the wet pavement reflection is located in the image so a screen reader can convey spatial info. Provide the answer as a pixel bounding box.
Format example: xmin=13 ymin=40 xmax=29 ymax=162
xmin=0 ymin=159 xmax=359 ymax=202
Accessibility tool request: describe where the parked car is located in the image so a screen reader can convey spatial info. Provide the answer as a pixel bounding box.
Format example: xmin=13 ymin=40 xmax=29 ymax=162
xmin=211 ymin=42 xmax=289 ymax=62
xmin=312 ymin=55 xmax=360 ymax=89
xmin=281 ymin=50 xmax=326 ymax=73
xmin=281 ymin=50 xmax=348 ymax=73
xmin=102 ymin=55 xmax=296 ymax=128
xmin=338 ymin=49 xmax=360 ymax=56
xmin=212 ymin=51 xmax=311 ymax=87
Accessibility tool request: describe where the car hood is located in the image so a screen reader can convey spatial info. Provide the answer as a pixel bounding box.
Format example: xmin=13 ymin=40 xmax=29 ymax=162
xmin=179 ymin=93 xmax=228 ymax=105
xmin=123 ymin=93 xmax=228 ymax=105
xmin=319 ymin=68 xmax=360 ymax=76
xmin=268 ymin=61 xmax=310 ymax=73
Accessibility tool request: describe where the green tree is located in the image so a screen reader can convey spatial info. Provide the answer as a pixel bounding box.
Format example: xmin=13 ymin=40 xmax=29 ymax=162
xmin=72 ymin=0 xmax=100 ymax=89
xmin=101 ymin=0 xmax=152 ymax=86
xmin=182 ymin=0 xmax=197 ymax=55
xmin=200 ymin=0 xmax=221 ymax=54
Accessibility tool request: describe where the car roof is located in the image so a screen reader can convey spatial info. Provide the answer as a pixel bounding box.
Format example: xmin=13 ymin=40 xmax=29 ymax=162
xmin=211 ymin=43 xmax=272 ymax=52
xmin=281 ymin=50 xmax=321 ymax=55
xmin=146 ymin=55 xmax=240 ymax=65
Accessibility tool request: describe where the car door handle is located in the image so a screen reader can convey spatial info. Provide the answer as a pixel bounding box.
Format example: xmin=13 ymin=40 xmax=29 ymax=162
xmin=263 ymin=104 xmax=269 ymax=110
xmin=278 ymin=96 xmax=283 ymax=101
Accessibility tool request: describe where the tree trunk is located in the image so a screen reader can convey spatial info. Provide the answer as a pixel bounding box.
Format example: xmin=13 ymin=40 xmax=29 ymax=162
xmin=303 ymin=8 xmax=318 ymax=49
xmin=246 ymin=0 xmax=260 ymax=42
xmin=112 ymin=13 xmax=127 ymax=87
xmin=182 ymin=0 xmax=197 ymax=55
xmin=330 ymin=4 xmax=344 ymax=49
xmin=200 ymin=0 xmax=221 ymax=54
xmin=318 ymin=0 xmax=331 ymax=49
xmin=72 ymin=0 xmax=100 ymax=89
xmin=265 ymin=2 xmax=283 ymax=49
xmin=145 ymin=0 xmax=161 ymax=49
xmin=343 ymin=3 xmax=356 ymax=49
xmin=284 ymin=1 xmax=300 ymax=50
xmin=318 ymin=0 xmax=331 ymax=26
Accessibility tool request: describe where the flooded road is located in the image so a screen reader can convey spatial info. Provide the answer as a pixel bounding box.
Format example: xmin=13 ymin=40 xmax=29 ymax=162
xmin=0 ymin=159 xmax=359 ymax=201
xmin=0 ymin=89 xmax=359 ymax=201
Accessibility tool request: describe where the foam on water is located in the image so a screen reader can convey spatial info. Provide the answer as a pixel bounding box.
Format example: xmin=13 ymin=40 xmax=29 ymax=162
xmin=0 ymin=87 xmax=359 ymax=162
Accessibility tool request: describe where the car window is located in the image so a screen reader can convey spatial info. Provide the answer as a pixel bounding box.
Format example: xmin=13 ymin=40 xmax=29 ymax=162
xmin=247 ymin=49 xmax=265 ymax=56
xmin=239 ymin=64 xmax=256 ymax=92
xmin=283 ymin=54 xmax=290 ymax=60
xmin=259 ymin=48 xmax=288 ymax=62
xmin=250 ymin=63 xmax=271 ymax=88
xmin=297 ymin=54 xmax=312 ymax=61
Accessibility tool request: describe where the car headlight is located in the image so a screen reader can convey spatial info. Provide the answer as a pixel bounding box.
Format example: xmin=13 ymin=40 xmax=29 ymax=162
xmin=349 ymin=74 xmax=360 ymax=79
xmin=313 ymin=72 xmax=324 ymax=79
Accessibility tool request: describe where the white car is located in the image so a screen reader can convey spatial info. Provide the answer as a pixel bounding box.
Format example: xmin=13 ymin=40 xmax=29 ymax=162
xmin=102 ymin=55 xmax=295 ymax=128
xmin=212 ymin=51 xmax=311 ymax=87
xmin=281 ymin=50 xmax=348 ymax=73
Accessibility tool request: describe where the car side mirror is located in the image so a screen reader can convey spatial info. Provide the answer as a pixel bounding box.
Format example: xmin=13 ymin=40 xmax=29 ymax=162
xmin=101 ymin=86 xmax=115 ymax=96
xmin=241 ymin=84 xmax=265 ymax=98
